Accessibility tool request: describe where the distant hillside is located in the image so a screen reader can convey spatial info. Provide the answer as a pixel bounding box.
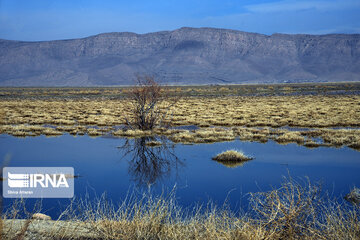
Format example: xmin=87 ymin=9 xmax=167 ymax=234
xmin=0 ymin=27 xmax=359 ymax=86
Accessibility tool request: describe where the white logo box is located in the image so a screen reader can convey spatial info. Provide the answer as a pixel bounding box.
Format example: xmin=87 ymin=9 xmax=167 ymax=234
xmin=2 ymin=167 xmax=74 ymax=198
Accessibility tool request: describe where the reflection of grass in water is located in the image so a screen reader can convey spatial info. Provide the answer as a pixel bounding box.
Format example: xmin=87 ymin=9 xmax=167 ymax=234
xmin=304 ymin=140 xmax=322 ymax=148
xmin=214 ymin=160 xmax=246 ymax=168
xmin=349 ymin=143 xmax=360 ymax=150
xmin=2 ymin=178 xmax=360 ymax=239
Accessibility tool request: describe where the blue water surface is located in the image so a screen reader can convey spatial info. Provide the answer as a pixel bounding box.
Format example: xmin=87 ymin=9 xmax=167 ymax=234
xmin=1 ymin=134 xmax=359 ymax=218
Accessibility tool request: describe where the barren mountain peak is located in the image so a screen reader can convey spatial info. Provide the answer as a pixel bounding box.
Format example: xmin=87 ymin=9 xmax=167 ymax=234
xmin=0 ymin=27 xmax=359 ymax=86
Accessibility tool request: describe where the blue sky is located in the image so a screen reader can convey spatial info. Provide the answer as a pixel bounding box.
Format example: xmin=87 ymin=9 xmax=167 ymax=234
xmin=0 ymin=0 xmax=359 ymax=41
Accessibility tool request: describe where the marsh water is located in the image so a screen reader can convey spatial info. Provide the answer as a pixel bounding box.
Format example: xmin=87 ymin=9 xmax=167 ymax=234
xmin=1 ymin=134 xmax=360 ymax=218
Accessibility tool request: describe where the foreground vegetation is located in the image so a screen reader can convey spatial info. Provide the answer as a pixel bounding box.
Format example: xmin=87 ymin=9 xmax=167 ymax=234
xmin=2 ymin=178 xmax=359 ymax=239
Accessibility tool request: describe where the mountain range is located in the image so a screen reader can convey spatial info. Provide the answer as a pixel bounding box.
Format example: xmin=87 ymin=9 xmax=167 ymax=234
xmin=0 ymin=27 xmax=359 ymax=86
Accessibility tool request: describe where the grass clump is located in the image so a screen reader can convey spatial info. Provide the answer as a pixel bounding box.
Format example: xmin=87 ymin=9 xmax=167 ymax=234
xmin=87 ymin=128 xmax=102 ymax=137
xmin=212 ymin=150 xmax=253 ymax=162
xmin=169 ymin=128 xmax=235 ymax=144
xmin=41 ymin=128 xmax=63 ymax=137
xmin=275 ymin=131 xmax=305 ymax=145
xmin=145 ymin=140 xmax=162 ymax=147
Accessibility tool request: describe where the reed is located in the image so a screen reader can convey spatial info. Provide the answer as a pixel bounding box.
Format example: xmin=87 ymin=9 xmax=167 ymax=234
xmin=2 ymin=179 xmax=359 ymax=239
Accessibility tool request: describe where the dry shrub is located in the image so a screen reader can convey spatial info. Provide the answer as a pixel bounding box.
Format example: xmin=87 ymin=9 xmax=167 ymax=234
xmin=125 ymin=75 xmax=179 ymax=131
xmin=320 ymin=200 xmax=360 ymax=239
xmin=249 ymin=177 xmax=322 ymax=239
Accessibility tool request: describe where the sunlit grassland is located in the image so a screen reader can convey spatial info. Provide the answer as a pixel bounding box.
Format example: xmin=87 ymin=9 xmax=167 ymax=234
xmin=2 ymin=96 xmax=360 ymax=128
xmin=0 ymin=84 xmax=360 ymax=150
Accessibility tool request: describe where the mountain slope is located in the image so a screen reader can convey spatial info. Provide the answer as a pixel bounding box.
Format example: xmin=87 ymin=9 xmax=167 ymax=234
xmin=0 ymin=27 xmax=359 ymax=86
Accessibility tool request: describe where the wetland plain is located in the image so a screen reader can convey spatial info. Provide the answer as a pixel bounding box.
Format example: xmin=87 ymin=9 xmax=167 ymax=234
xmin=1 ymin=83 xmax=360 ymax=239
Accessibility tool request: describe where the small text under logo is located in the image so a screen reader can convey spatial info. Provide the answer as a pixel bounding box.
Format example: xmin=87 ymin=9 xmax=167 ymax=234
xmin=2 ymin=167 xmax=74 ymax=198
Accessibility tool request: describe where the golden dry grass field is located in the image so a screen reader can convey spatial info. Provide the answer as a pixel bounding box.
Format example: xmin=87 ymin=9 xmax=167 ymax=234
xmin=0 ymin=83 xmax=360 ymax=150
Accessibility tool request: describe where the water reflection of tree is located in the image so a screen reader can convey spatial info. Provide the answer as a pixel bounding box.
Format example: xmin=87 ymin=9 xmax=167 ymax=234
xmin=118 ymin=137 xmax=184 ymax=186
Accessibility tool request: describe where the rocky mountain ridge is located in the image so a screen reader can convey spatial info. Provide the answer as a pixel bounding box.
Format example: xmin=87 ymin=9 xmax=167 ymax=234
xmin=0 ymin=27 xmax=359 ymax=86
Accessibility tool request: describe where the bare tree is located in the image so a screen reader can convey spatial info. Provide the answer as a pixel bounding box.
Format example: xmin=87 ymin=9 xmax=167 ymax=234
xmin=125 ymin=75 xmax=178 ymax=130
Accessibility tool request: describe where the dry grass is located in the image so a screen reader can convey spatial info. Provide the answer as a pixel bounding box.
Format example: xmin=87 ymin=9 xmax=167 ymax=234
xmin=169 ymin=128 xmax=235 ymax=144
xmin=1 ymin=95 xmax=359 ymax=129
xmin=0 ymin=89 xmax=360 ymax=149
xmin=87 ymin=128 xmax=103 ymax=137
xmin=212 ymin=150 xmax=253 ymax=162
xmin=275 ymin=131 xmax=305 ymax=145
xmin=1 ymin=123 xmax=359 ymax=150
xmin=212 ymin=150 xmax=253 ymax=168
xmin=113 ymin=129 xmax=153 ymax=138
xmin=2 ymin=179 xmax=359 ymax=240
xmin=145 ymin=140 xmax=162 ymax=147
